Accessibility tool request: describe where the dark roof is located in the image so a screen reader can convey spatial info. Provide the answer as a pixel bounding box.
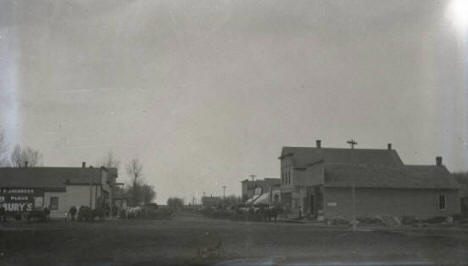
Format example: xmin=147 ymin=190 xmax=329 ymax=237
xmin=106 ymin=168 xmax=118 ymax=178
xmin=0 ymin=167 xmax=116 ymax=189
xmin=242 ymin=178 xmax=280 ymax=184
xmin=257 ymin=178 xmax=280 ymax=185
xmin=201 ymin=196 xmax=222 ymax=205
xmin=324 ymin=164 xmax=459 ymax=189
xmin=280 ymin=146 xmax=403 ymax=168
xmin=241 ymin=178 xmax=281 ymax=189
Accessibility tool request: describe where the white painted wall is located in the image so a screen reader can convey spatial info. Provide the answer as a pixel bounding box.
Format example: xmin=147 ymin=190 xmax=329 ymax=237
xmin=43 ymin=185 xmax=102 ymax=218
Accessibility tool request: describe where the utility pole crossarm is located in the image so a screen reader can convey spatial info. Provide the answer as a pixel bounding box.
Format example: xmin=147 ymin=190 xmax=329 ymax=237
xmin=347 ymin=139 xmax=358 ymax=149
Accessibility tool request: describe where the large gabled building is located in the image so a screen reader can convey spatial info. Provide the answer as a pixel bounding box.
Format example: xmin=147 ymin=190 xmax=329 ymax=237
xmin=0 ymin=163 xmax=118 ymax=218
xmin=279 ymin=140 xmax=461 ymax=219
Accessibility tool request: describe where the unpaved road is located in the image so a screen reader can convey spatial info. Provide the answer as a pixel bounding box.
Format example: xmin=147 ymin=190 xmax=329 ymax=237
xmin=0 ymin=212 xmax=467 ymax=265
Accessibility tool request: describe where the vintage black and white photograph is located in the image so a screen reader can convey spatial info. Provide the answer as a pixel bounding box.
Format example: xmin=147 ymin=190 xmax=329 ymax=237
xmin=1 ymin=0 xmax=468 ymax=265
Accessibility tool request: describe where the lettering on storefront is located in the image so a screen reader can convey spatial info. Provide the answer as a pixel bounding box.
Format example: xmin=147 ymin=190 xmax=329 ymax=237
xmin=1 ymin=202 xmax=33 ymax=212
xmin=0 ymin=188 xmax=43 ymax=212
xmin=1 ymin=188 xmax=35 ymax=194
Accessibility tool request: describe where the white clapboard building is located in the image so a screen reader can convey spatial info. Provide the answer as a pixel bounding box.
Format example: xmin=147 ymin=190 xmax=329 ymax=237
xmin=0 ymin=162 xmax=118 ymax=218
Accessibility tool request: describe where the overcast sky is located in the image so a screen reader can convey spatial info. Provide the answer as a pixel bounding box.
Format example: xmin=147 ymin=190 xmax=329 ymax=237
xmin=0 ymin=0 xmax=467 ymax=203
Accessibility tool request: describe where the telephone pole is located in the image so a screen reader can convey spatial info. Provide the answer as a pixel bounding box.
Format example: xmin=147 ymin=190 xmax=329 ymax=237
xmin=347 ymin=139 xmax=357 ymax=149
xmin=222 ymin=186 xmax=226 ymax=198
xmin=347 ymin=139 xmax=358 ymax=232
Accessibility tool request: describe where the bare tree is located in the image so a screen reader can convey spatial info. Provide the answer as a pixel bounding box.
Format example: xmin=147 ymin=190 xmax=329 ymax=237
xmin=0 ymin=129 xmax=9 ymax=166
xmin=10 ymin=144 xmax=42 ymax=167
xmin=141 ymin=184 xmax=156 ymax=204
xmin=97 ymin=151 xmax=120 ymax=168
xmin=126 ymin=158 xmax=143 ymax=206
xmin=220 ymin=195 xmax=242 ymax=207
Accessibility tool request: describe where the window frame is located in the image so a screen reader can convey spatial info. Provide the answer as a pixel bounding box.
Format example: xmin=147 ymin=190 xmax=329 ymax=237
xmin=50 ymin=196 xmax=59 ymax=210
xmin=438 ymin=194 xmax=446 ymax=210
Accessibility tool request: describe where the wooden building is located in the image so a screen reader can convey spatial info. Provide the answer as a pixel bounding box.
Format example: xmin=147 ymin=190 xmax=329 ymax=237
xmin=241 ymin=178 xmax=280 ymax=202
xmin=279 ymin=141 xmax=460 ymax=219
xmin=0 ymin=163 xmax=118 ymax=218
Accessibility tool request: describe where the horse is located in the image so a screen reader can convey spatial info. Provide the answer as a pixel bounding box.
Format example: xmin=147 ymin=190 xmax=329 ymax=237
xmin=263 ymin=206 xmax=283 ymax=222
xmin=125 ymin=206 xmax=142 ymax=219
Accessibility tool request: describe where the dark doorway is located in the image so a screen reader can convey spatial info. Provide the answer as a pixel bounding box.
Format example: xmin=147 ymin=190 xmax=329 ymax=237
xmin=310 ymin=195 xmax=315 ymax=217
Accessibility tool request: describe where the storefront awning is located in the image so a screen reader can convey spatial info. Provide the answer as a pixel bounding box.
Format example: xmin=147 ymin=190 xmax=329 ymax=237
xmin=252 ymin=192 xmax=270 ymax=205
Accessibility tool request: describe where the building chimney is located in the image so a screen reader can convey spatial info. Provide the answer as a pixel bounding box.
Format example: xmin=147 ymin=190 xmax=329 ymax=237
xmin=387 ymin=143 xmax=392 ymax=150
xmin=82 ymin=162 xmax=86 ymax=168
xmin=24 ymin=161 xmax=28 ymax=168
xmin=436 ymin=156 xmax=442 ymax=166
xmin=316 ymin=139 xmax=322 ymax=148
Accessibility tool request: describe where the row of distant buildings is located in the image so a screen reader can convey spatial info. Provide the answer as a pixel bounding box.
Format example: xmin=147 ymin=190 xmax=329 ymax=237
xmin=1 ymin=140 xmax=466 ymax=221
xmin=242 ymin=140 xmax=466 ymax=220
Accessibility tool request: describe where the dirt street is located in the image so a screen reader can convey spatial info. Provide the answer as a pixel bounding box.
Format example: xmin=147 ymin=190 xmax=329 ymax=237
xmin=0 ymin=212 xmax=467 ymax=266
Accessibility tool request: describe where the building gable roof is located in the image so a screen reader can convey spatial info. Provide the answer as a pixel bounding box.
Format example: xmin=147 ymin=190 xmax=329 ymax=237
xmin=280 ymin=146 xmax=403 ymax=168
xmin=0 ymin=167 xmax=116 ymax=189
xmin=324 ymin=164 xmax=459 ymax=189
